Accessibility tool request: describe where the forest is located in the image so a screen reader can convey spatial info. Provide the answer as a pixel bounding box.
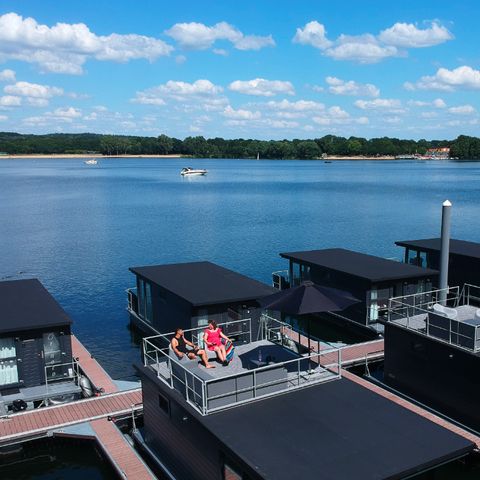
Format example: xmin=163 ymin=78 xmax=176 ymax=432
xmin=1 ymin=132 xmax=479 ymax=159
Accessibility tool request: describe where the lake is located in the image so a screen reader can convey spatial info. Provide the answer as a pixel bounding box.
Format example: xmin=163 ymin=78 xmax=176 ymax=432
xmin=1 ymin=157 xmax=480 ymax=380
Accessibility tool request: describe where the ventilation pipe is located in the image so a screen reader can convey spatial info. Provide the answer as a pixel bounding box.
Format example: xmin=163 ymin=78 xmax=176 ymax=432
xmin=439 ymin=200 xmax=452 ymax=305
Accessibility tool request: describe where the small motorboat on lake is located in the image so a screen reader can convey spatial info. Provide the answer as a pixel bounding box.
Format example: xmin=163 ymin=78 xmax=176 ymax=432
xmin=180 ymin=167 xmax=207 ymax=176
xmin=84 ymin=158 xmax=98 ymax=165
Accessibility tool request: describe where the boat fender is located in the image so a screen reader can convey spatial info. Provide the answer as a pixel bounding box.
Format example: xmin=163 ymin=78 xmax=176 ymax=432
xmin=79 ymin=375 xmax=94 ymax=398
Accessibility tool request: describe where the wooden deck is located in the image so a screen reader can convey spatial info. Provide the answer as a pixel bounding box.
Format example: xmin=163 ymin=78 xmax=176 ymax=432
xmin=71 ymin=335 xmax=118 ymax=394
xmin=342 ymin=369 xmax=480 ymax=449
xmin=0 ymin=336 xmax=155 ymax=479
xmin=91 ymin=418 xmax=155 ymax=480
xmin=283 ymin=326 xmax=385 ymax=367
xmin=0 ymin=389 xmax=142 ymax=444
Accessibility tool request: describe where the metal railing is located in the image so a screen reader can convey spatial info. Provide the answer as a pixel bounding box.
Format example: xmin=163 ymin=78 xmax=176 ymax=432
xmin=127 ymin=287 xmax=137 ymax=313
xmin=388 ymin=284 xmax=480 ymax=353
xmin=143 ymin=317 xmax=341 ymax=415
xmin=272 ymin=270 xmax=289 ymax=290
xmin=44 ymin=359 xmax=80 ymax=395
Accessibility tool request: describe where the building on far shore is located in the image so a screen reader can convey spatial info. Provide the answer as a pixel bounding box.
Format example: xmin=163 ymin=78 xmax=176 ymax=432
xmin=425 ymin=147 xmax=450 ymax=159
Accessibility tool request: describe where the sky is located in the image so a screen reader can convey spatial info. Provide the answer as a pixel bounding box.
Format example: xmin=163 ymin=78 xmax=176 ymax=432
xmin=0 ymin=0 xmax=479 ymax=140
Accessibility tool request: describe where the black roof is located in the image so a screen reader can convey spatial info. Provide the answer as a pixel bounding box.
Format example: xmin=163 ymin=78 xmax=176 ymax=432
xmin=280 ymin=248 xmax=438 ymax=283
xmin=140 ymin=366 xmax=473 ymax=480
xmin=205 ymin=380 xmax=472 ymax=480
xmin=0 ymin=279 xmax=72 ymax=334
xmin=396 ymin=238 xmax=480 ymax=260
xmin=129 ymin=261 xmax=276 ymax=307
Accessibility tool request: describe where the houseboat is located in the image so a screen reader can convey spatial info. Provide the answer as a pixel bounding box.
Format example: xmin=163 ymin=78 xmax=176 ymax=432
xmin=274 ymin=248 xmax=438 ymax=333
xmin=0 ymin=279 xmax=81 ymax=414
xmin=396 ymin=237 xmax=480 ymax=288
xmin=384 ymin=283 xmax=480 ymax=431
xmin=127 ymin=261 xmax=277 ymax=336
xmin=133 ymin=301 xmax=474 ymax=479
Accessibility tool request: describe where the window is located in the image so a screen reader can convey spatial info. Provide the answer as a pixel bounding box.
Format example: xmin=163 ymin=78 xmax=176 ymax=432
xmin=158 ymin=393 xmax=170 ymax=415
xmin=137 ymin=278 xmax=153 ymax=324
xmin=0 ymin=337 xmax=19 ymax=386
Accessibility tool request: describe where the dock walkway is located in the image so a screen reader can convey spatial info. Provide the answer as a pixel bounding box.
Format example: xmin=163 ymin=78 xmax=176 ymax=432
xmin=72 ymin=335 xmax=118 ymax=394
xmin=0 ymin=388 xmax=142 ymax=445
xmin=0 ymin=336 xmax=154 ymax=479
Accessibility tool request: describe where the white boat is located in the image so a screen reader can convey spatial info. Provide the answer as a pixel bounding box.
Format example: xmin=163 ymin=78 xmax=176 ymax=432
xmin=84 ymin=158 xmax=98 ymax=165
xmin=180 ymin=167 xmax=207 ymax=176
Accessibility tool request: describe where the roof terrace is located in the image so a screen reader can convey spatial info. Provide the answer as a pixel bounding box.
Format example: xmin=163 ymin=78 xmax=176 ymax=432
xmin=387 ymin=284 xmax=480 ymax=353
xmin=142 ymin=316 xmax=341 ymax=415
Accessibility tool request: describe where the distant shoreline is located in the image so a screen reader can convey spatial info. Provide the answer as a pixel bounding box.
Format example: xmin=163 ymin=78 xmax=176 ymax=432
xmin=0 ymin=154 xmax=184 ymax=159
xmin=0 ymin=154 xmax=406 ymax=161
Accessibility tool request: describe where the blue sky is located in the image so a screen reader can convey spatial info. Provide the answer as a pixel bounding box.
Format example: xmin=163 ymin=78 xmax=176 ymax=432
xmin=0 ymin=0 xmax=479 ymax=140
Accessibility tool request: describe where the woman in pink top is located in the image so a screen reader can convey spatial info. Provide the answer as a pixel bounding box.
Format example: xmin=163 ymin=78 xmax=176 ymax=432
xmin=203 ymin=320 xmax=232 ymax=366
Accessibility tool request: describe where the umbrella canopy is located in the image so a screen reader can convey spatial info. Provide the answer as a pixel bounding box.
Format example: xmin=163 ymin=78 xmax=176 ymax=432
xmin=260 ymin=280 xmax=360 ymax=315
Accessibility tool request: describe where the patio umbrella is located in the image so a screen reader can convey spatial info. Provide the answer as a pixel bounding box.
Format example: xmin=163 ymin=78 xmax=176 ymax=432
xmin=259 ymin=281 xmax=361 ymax=350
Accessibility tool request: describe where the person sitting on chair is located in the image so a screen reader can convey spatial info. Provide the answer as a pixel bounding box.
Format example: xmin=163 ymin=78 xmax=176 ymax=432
xmin=204 ymin=320 xmax=232 ymax=367
xmin=171 ymin=328 xmax=215 ymax=368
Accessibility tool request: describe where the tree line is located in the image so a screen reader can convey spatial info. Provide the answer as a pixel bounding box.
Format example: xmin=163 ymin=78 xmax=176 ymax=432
xmin=1 ymin=131 xmax=479 ymax=159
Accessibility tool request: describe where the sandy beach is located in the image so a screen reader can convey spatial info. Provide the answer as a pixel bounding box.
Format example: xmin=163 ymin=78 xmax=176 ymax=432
xmin=0 ymin=154 xmax=184 ymax=159
xmin=0 ymin=154 xmax=399 ymax=160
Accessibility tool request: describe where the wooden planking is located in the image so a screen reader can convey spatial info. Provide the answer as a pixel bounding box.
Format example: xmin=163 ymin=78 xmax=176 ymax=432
xmin=0 ymin=389 xmax=142 ymax=444
xmin=282 ymin=326 xmax=384 ymax=367
xmin=91 ymin=418 xmax=155 ymax=480
xmin=71 ymin=335 xmax=118 ymax=394
xmin=342 ymin=369 xmax=480 ymax=448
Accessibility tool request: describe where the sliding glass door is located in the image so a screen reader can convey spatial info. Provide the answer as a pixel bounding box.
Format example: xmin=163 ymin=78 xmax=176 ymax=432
xmin=0 ymin=337 xmax=19 ymax=386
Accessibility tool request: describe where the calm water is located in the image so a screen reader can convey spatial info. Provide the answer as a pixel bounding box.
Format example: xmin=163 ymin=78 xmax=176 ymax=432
xmin=2 ymin=157 xmax=480 ymax=379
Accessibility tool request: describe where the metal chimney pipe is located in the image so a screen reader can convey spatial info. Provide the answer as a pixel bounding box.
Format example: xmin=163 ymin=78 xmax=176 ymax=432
xmin=439 ymin=200 xmax=452 ymax=304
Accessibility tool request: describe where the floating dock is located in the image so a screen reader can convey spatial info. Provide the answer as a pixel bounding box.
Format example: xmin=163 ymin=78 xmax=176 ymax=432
xmin=0 ymin=335 xmax=154 ymax=479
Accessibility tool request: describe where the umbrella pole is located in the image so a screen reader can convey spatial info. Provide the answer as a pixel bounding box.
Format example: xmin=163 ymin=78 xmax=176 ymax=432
xmin=308 ymin=317 xmax=311 ymax=352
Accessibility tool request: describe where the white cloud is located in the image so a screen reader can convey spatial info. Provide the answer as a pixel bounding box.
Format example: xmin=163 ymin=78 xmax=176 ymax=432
xmin=0 ymin=12 xmax=173 ymax=74
xmin=264 ymin=119 xmax=299 ymax=129
xmin=165 ymin=21 xmax=274 ymax=51
xmin=433 ymin=98 xmax=447 ymax=108
xmin=408 ymin=98 xmax=446 ymax=108
xmin=405 ymin=66 xmax=480 ymax=91
xmin=48 ymin=107 xmax=82 ymax=119
xmin=0 ymin=114 xmax=7 ymax=121
xmin=354 ymin=98 xmax=403 ymax=111
xmin=312 ymin=106 xmax=366 ymax=126
xmin=379 ymin=22 xmax=453 ymax=48
xmin=265 ymin=99 xmax=325 ymax=112
xmin=448 ymin=104 xmax=476 ymax=115
xmin=293 ymin=19 xmax=451 ymax=64
xmin=27 ymin=98 xmax=49 ymax=107
xmin=420 ymin=111 xmax=439 ymax=118
xmin=84 ymin=112 xmax=98 ymax=121
xmin=4 ymin=81 xmax=63 ymax=98
xmin=133 ymin=79 xmax=223 ymax=106
xmin=384 ymin=116 xmax=402 ymax=124
xmin=212 ymin=48 xmax=228 ymax=56
xmin=325 ymin=34 xmax=398 ymax=63
xmin=0 ymin=95 xmax=21 ymax=107
xmin=223 ymin=105 xmax=261 ymax=120
xmin=132 ymin=79 xmax=227 ymax=112
xmin=327 ymin=106 xmax=350 ymax=119
xmin=293 ymin=21 xmax=332 ymax=49
xmin=325 ymin=76 xmax=379 ymax=97
xmin=228 ymin=78 xmax=295 ymax=97
xmin=0 ymin=69 xmax=15 ymax=82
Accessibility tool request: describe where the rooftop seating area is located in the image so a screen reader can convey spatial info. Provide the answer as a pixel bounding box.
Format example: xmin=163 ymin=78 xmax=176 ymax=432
xmin=142 ymin=317 xmax=342 ymax=415
xmin=388 ymin=284 xmax=480 ymax=353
